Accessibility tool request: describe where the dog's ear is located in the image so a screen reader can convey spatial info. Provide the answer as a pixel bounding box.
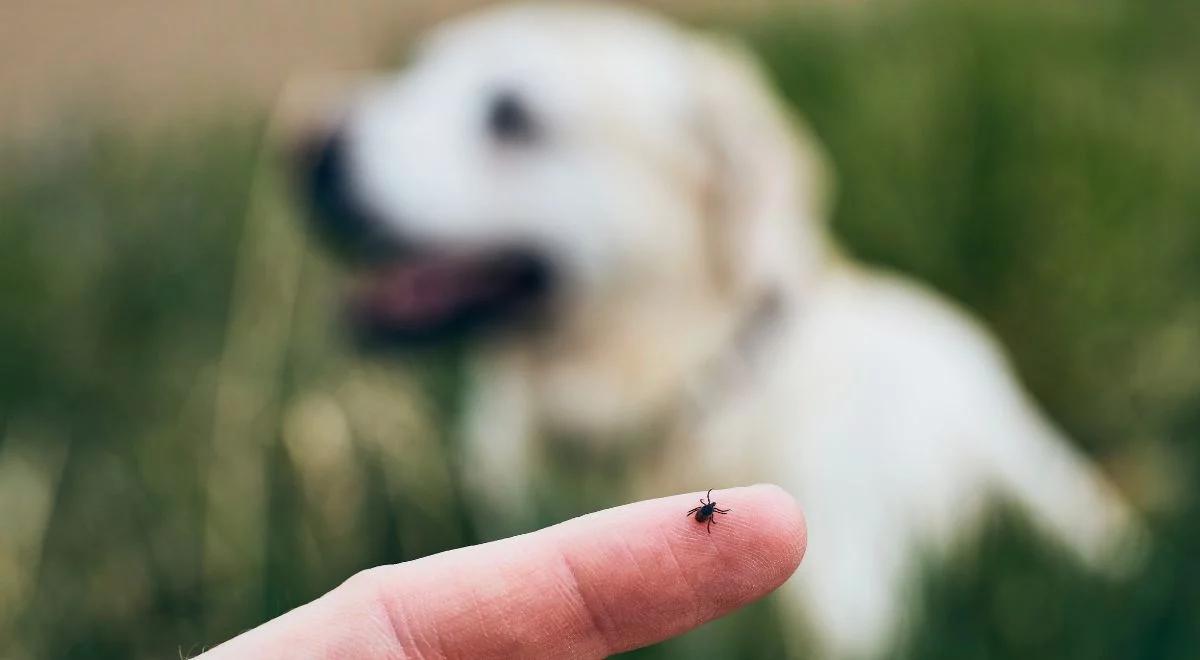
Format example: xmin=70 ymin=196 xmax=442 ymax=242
xmin=688 ymin=34 xmax=833 ymax=298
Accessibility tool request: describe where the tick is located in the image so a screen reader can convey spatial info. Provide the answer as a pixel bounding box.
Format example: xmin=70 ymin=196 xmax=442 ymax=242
xmin=686 ymin=489 xmax=731 ymax=533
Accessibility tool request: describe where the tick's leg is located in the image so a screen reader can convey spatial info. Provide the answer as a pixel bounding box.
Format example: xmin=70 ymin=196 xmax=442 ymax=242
xmin=714 ymin=507 xmax=731 ymax=514
xmin=706 ymin=519 xmax=712 ymax=534
xmin=706 ymin=489 xmax=713 ymax=502
xmin=686 ymin=507 xmax=701 ymax=516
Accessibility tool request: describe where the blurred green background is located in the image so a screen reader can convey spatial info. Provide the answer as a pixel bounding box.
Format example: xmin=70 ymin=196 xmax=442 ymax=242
xmin=2 ymin=0 xmax=1198 ymax=658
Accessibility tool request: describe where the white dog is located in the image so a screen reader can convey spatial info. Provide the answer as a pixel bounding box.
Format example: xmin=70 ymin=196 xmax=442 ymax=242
xmin=298 ymin=3 xmax=1141 ymax=656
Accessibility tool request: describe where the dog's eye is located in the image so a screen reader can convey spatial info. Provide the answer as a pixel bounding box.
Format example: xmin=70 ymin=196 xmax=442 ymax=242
xmin=487 ymin=92 xmax=537 ymax=144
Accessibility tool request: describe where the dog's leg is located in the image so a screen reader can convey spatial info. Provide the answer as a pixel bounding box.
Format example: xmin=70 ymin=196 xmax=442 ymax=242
xmin=984 ymin=390 xmax=1146 ymax=572
xmin=460 ymin=350 xmax=539 ymax=539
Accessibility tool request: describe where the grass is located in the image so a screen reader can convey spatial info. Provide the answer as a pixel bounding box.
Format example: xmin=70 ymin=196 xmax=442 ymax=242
xmin=1 ymin=0 xmax=1198 ymax=657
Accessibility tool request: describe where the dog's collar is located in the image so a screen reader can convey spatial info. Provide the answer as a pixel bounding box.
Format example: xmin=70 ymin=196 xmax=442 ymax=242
xmin=542 ymin=288 xmax=792 ymax=493
xmin=677 ymin=288 xmax=789 ymax=430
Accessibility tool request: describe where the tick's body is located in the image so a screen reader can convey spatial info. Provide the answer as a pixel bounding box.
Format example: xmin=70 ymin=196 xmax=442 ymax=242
xmin=686 ymin=489 xmax=731 ymax=533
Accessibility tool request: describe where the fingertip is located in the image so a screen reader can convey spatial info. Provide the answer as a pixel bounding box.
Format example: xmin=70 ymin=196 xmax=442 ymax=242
xmin=636 ymin=484 xmax=806 ymax=621
xmin=708 ymin=484 xmax=806 ymax=593
xmin=747 ymin=483 xmax=808 ymax=567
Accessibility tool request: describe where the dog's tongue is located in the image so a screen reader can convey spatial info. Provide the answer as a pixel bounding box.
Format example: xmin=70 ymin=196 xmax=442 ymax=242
xmin=348 ymin=250 xmax=548 ymax=338
xmin=352 ymin=255 xmax=487 ymax=326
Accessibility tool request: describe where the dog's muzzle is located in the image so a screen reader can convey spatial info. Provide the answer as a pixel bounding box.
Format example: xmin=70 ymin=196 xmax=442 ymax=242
xmin=295 ymin=131 xmax=555 ymax=347
xmin=298 ymin=131 xmax=407 ymax=264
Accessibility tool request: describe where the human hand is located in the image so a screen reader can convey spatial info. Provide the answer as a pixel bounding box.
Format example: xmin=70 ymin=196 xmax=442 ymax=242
xmin=198 ymin=484 xmax=806 ymax=658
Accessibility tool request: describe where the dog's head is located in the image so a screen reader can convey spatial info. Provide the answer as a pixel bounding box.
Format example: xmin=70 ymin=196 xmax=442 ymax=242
xmin=298 ymin=2 xmax=830 ymax=347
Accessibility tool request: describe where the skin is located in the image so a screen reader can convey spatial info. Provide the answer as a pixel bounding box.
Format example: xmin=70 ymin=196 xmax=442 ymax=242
xmin=197 ymin=484 xmax=806 ymax=659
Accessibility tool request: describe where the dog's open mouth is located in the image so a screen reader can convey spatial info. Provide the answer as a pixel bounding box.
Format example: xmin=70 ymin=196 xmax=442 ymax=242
xmin=294 ymin=131 xmax=553 ymax=345
xmin=347 ymin=248 xmax=553 ymax=346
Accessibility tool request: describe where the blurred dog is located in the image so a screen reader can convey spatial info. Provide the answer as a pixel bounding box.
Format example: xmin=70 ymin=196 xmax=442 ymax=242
xmin=297 ymin=3 xmax=1140 ymax=656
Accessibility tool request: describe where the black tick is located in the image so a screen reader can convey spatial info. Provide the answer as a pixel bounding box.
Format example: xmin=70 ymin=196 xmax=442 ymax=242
xmin=686 ymin=489 xmax=731 ymax=534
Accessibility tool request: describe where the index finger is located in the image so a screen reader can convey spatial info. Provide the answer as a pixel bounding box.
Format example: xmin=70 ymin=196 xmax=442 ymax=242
xmin=200 ymin=484 xmax=806 ymax=659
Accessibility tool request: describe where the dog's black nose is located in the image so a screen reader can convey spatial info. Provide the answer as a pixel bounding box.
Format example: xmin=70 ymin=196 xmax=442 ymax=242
xmin=306 ymin=131 xmax=348 ymax=206
xmin=300 ymin=131 xmax=365 ymax=243
xmin=296 ymin=131 xmax=400 ymax=263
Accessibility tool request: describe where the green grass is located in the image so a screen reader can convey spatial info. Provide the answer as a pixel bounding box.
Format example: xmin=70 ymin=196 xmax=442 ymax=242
xmin=1 ymin=1 xmax=1198 ymax=658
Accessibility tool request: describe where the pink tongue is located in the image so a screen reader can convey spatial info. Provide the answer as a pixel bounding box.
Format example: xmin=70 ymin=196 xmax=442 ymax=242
xmin=356 ymin=259 xmax=466 ymax=324
xmin=352 ymin=254 xmax=511 ymax=327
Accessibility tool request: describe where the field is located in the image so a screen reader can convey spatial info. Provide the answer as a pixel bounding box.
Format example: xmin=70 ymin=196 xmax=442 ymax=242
xmin=1 ymin=1 xmax=1198 ymax=657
